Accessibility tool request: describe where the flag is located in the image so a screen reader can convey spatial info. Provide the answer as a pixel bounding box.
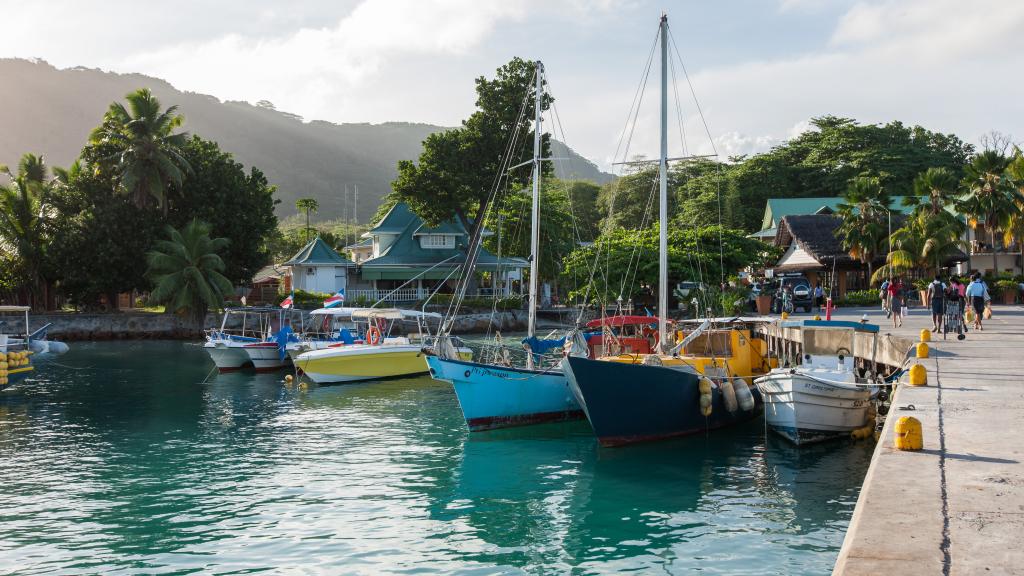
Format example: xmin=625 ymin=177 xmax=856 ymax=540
xmin=324 ymin=289 xmax=346 ymax=308
xmin=280 ymin=292 xmax=294 ymax=309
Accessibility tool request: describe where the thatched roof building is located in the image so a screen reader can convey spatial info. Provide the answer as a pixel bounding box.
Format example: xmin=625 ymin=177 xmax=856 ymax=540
xmin=773 ymin=214 xmax=857 ymax=273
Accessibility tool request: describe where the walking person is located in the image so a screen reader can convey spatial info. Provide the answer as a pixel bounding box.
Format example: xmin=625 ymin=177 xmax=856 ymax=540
xmin=927 ymin=274 xmax=946 ymax=332
xmin=880 ymin=278 xmax=892 ymax=317
xmin=888 ymin=277 xmax=905 ymax=328
xmin=814 ymin=283 xmax=824 ymax=312
xmin=965 ymin=273 xmax=990 ymax=331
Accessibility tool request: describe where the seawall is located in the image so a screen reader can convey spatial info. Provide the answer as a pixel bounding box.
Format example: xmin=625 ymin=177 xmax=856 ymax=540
xmin=22 ymin=310 xmax=527 ymax=341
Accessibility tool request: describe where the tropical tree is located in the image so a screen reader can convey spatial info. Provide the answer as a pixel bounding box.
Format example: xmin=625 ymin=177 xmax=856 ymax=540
xmin=835 ymin=176 xmax=892 ymax=284
xmin=146 ymin=219 xmax=233 ymax=326
xmin=907 ymin=167 xmax=960 ymax=216
xmin=295 ymin=197 xmax=319 ymax=242
xmin=956 ymin=151 xmax=1021 ymax=275
xmin=872 ymin=213 xmax=965 ymax=282
xmin=89 ymin=88 xmax=192 ymax=210
xmin=392 ymin=57 xmax=551 ymax=240
xmin=1003 ymin=151 xmax=1024 ymax=259
xmin=0 ymin=154 xmax=55 ymax=308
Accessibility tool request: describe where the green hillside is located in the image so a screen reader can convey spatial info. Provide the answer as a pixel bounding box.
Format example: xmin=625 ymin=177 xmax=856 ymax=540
xmin=0 ymin=58 xmax=612 ymax=222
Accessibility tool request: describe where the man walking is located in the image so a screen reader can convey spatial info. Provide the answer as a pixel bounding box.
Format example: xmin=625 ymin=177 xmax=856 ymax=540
xmin=927 ymin=274 xmax=946 ymax=332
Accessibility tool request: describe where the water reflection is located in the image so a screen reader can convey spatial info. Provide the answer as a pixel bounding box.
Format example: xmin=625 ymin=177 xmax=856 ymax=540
xmin=0 ymin=342 xmax=872 ymax=574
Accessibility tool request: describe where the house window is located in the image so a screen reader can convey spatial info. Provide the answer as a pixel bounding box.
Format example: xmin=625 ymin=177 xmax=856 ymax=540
xmin=307 ymin=267 xmax=316 ymax=275
xmin=420 ymin=235 xmax=455 ymax=249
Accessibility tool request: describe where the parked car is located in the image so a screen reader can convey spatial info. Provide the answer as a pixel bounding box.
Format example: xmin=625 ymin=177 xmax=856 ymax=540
xmin=771 ymin=274 xmax=814 ymax=313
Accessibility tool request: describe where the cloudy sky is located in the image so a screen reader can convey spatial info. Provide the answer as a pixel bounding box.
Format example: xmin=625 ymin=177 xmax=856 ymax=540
xmin=2 ymin=0 xmax=1022 ymax=170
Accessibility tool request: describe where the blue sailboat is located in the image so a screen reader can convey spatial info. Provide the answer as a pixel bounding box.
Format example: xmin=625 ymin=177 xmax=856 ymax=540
xmin=425 ymin=61 xmax=586 ymax=431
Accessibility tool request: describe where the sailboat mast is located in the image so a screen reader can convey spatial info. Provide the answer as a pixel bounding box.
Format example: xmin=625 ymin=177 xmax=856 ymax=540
xmin=658 ymin=14 xmax=669 ymax=352
xmin=527 ymin=61 xmax=544 ymax=339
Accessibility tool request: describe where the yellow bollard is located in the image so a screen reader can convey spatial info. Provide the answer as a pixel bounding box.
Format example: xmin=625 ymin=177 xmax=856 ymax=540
xmin=920 ymin=329 xmax=930 ymax=342
xmin=908 ymin=363 xmax=927 ymax=386
xmin=916 ymin=342 xmax=929 ymax=359
xmin=894 ymin=416 xmax=923 ymax=450
xmin=781 ymin=312 xmax=789 ymax=320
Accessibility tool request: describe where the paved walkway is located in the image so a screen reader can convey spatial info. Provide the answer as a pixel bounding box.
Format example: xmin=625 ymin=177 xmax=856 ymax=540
xmin=828 ymin=303 xmax=1024 ymax=575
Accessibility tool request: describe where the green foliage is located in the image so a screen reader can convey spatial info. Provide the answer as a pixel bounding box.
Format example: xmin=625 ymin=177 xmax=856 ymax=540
xmin=837 ymin=289 xmax=880 ymax=307
xmin=48 ymin=161 xmax=164 ymax=307
xmin=391 ymin=57 xmax=551 ymax=237
xmin=560 ymin=223 xmax=778 ymax=304
xmin=88 ymin=88 xmax=191 ymax=210
xmin=146 ymin=219 xmax=233 ymax=325
xmin=873 ymin=211 xmax=965 ymax=283
xmin=957 ymin=150 xmax=1023 ymax=273
xmin=418 ymin=293 xmax=523 ymax=311
xmin=166 ymin=136 xmax=278 ymax=284
xmin=483 ymin=181 xmax=578 ymax=280
xmin=0 ymin=154 xmax=54 ymax=303
xmin=295 ymin=197 xmax=319 ymax=242
xmin=709 ymin=117 xmax=972 ymax=232
xmin=835 ymin=176 xmax=891 ymax=282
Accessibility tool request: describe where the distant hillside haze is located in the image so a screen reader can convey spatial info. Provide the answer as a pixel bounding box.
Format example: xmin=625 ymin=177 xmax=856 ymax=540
xmin=0 ymin=58 xmax=612 ymax=221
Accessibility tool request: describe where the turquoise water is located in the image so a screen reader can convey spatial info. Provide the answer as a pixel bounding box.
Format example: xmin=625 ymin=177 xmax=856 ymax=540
xmin=0 ymin=341 xmax=874 ymax=575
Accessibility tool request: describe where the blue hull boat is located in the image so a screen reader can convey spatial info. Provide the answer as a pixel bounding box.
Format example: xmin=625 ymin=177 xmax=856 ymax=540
xmin=563 ymin=355 xmax=762 ymax=447
xmin=426 ymin=355 xmax=584 ymax=431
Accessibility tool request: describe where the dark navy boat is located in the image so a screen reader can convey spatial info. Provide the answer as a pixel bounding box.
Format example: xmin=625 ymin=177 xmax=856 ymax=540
xmin=564 ymin=355 xmax=762 ymax=447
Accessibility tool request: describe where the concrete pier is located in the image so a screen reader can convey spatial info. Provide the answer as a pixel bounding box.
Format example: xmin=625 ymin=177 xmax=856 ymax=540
xmin=830 ymin=304 xmax=1024 ymax=575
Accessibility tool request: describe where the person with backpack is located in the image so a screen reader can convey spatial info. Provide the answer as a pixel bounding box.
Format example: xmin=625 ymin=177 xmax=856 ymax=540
xmin=927 ymin=274 xmax=946 ymax=332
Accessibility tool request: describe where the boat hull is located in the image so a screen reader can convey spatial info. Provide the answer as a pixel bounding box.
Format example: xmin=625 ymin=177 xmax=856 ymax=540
xmin=426 ymin=356 xmax=583 ymax=431
xmin=243 ymin=343 xmax=292 ymax=372
xmin=564 ymin=355 xmax=761 ymax=447
xmin=203 ymin=343 xmax=252 ymax=372
xmin=295 ymin=345 xmax=470 ymax=384
xmin=755 ymin=371 xmax=871 ymax=446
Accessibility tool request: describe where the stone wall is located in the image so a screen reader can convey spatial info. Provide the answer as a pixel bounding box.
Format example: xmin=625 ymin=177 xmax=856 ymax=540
xmin=28 ymin=309 xmax=527 ymax=341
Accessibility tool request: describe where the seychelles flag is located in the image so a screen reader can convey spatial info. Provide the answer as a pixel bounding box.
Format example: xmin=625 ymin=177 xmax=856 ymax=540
xmin=280 ymin=292 xmax=294 ymax=309
xmin=324 ymin=289 xmax=346 ymax=308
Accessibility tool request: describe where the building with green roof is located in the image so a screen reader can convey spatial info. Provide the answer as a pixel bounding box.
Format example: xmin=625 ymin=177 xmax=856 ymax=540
xmin=755 ymin=196 xmax=919 ymax=240
xmin=347 ymin=203 xmax=528 ymax=302
xmin=284 ymin=236 xmax=356 ymax=295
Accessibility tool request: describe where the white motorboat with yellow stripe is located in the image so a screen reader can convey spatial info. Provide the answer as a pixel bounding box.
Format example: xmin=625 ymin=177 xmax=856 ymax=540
xmin=294 ymin=308 xmax=471 ymax=384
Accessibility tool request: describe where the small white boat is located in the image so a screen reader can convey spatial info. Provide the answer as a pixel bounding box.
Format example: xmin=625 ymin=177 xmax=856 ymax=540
xmin=755 ymin=320 xmax=879 ymax=445
xmin=286 ymin=307 xmax=363 ymax=361
xmin=204 ymin=307 xmax=290 ymax=372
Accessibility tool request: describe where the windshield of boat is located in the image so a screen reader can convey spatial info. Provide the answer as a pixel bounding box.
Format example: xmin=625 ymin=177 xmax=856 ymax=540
xmin=802 ymin=328 xmax=855 ymax=357
xmin=677 ymin=330 xmax=732 ymax=357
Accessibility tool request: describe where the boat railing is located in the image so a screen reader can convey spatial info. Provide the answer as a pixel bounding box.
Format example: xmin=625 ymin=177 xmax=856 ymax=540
xmin=473 ymin=341 xmax=564 ymax=371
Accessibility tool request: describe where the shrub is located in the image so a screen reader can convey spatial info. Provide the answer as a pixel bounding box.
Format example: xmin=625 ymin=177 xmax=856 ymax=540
xmin=837 ymin=289 xmax=880 ymax=307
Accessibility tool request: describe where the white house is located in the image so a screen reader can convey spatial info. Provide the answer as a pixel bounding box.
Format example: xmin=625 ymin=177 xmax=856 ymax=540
xmin=285 ymin=236 xmax=356 ymax=294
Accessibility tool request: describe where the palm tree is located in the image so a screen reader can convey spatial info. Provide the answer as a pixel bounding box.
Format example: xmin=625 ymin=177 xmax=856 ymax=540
xmin=907 ymin=167 xmax=959 ymax=216
xmin=957 ymin=150 xmax=1021 ymax=275
xmin=0 ymin=153 xmax=54 ymax=308
xmin=89 ymin=88 xmax=192 ymax=211
xmin=295 ymin=198 xmax=319 ymax=242
xmin=836 ymin=176 xmax=891 ymax=284
xmin=873 ymin=213 xmax=965 ymax=282
xmin=146 ymin=219 xmax=233 ymax=327
xmin=1004 ymin=152 xmax=1024 ymax=261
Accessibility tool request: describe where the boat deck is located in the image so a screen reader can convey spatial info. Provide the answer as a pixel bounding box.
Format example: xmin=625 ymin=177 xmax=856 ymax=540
xmin=829 ymin=305 xmax=1024 ymax=575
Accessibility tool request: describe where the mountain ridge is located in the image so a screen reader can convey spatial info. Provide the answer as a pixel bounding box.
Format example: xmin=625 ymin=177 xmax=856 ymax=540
xmin=0 ymin=58 xmax=612 ymax=221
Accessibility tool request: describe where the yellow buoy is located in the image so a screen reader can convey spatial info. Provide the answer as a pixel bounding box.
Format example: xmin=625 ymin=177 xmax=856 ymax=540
xmin=813 ymin=315 xmax=821 ymax=321
xmin=781 ymin=311 xmax=789 ymax=320
xmin=299 ymin=382 xmax=309 ymax=391
xmin=916 ymin=342 xmax=929 ymax=359
xmin=894 ymin=416 xmax=923 ymax=450
xmin=850 ymin=425 xmax=873 ymax=440
xmin=284 ymin=374 xmax=294 ymax=383
xmin=920 ymin=329 xmax=930 ymax=342
xmin=908 ymin=363 xmax=927 ymax=386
